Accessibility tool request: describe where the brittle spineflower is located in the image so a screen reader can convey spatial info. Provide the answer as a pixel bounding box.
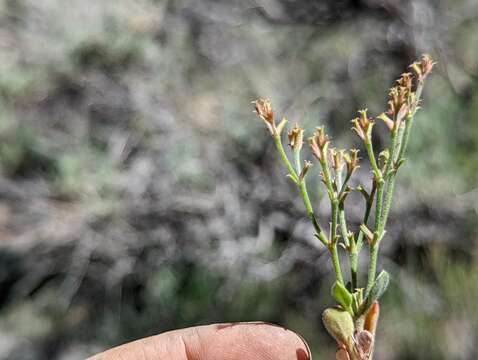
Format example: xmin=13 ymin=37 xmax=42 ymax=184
xmin=252 ymin=55 xmax=435 ymax=360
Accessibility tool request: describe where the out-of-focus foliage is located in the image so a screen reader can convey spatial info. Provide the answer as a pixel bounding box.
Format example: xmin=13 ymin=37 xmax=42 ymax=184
xmin=0 ymin=0 xmax=477 ymax=359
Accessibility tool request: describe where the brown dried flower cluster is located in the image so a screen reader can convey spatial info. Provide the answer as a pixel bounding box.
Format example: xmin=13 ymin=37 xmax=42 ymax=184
xmin=252 ymin=99 xmax=287 ymax=136
xmin=288 ymin=124 xmax=304 ymax=152
xmin=410 ymin=54 xmax=436 ymax=82
xmin=330 ymin=148 xmax=345 ymax=171
xmin=309 ymin=126 xmax=330 ymax=162
xmin=344 ymin=149 xmax=360 ymax=177
xmin=377 ymin=55 xmax=436 ymax=133
xmin=351 ymin=109 xmax=374 ymax=142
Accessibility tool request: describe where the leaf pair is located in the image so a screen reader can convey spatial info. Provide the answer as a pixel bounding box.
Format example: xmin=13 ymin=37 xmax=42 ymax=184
xmin=331 ymin=270 xmax=390 ymax=316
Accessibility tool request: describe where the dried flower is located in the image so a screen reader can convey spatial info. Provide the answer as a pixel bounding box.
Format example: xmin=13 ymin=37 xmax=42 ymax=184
xmin=330 ymin=148 xmax=345 ymax=171
xmin=387 ymin=86 xmax=408 ymax=116
xmin=309 ymin=126 xmax=330 ymax=161
xmin=351 ymin=109 xmax=374 ymax=142
xmin=354 ymin=330 xmax=373 ymax=358
xmin=253 ymin=99 xmax=287 ymax=136
xmin=410 ymin=54 xmax=436 ymax=82
xmin=253 ymin=98 xmax=273 ymax=123
xmin=299 ymin=160 xmax=312 ymax=181
xmin=397 ymin=72 xmax=413 ymax=93
xmin=288 ymin=123 xmax=304 ymax=152
xmin=344 ymin=149 xmax=360 ymax=176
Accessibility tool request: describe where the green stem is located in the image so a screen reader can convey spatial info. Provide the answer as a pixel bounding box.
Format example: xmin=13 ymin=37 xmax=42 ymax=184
xmin=330 ymin=243 xmax=345 ymax=285
xmin=299 ymin=180 xmax=328 ymax=245
xmin=356 ymin=195 xmax=374 ymax=252
xmin=350 ymin=243 xmax=358 ymax=290
xmin=366 ymin=244 xmax=379 ymax=295
xmin=365 ymin=130 xmax=394 ymax=295
xmin=273 ymin=135 xmax=328 ymax=245
xmin=294 ymin=148 xmax=301 ymax=175
xmin=339 ymin=207 xmax=349 ymax=247
xmin=380 ymin=176 xmax=396 ymax=234
xmin=321 ymin=160 xmax=335 ymax=198
xmin=331 ymin=198 xmax=339 ymax=242
xmin=273 ymin=135 xmax=298 ymax=181
xmin=365 ymin=139 xmax=381 ymax=180
xmin=352 ymin=189 xmax=374 ymax=290
xmin=336 ymin=170 xmax=350 ymax=247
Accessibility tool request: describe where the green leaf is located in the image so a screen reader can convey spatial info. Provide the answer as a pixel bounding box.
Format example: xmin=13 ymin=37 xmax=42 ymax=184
xmin=363 ymin=270 xmax=390 ymax=313
xmin=331 ymin=281 xmax=353 ymax=312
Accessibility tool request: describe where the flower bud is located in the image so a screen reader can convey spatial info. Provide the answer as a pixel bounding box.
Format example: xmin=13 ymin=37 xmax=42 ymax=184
xmin=287 ymin=123 xmax=304 ymax=152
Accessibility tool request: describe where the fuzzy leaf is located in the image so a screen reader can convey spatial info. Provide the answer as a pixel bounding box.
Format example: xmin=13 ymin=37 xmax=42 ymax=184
xmin=322 ymin=307 xmax=355 ymax=347
xmin=363 ymin=270 xmax=389 ymax=313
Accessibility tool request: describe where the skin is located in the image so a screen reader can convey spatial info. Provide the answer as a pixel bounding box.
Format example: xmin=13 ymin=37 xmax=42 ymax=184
xmin=89 ymin=322 xmax=311 ymax=360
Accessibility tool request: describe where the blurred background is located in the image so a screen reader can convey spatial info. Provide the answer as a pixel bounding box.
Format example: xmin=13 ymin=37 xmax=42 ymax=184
xmin=0 ymin=0 xmax=477 ymax=359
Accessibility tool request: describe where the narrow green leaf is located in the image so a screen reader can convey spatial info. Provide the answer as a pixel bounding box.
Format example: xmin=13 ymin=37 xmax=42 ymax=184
xmin=332 ymin=281 xmax=353 ymax=311
xmin=362 ymin=270 xmax=390 ymax=313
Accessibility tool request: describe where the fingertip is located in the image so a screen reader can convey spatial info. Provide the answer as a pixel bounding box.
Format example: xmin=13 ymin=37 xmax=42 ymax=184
xmin=88 ymin=322 xmax=312 ymax=360
xmin=199 ymin=322 xmax=312 ymax=360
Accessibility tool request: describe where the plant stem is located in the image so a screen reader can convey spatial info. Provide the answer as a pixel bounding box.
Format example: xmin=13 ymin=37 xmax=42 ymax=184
xmin=321 ymin=158 xmax=335 ymax=199
xmin=273 ymin=135 xmax=328 ymax=245
xmin=273 ymin=135 xmax=298 ymax=182
xmin=331 ymin=198 xmax=339 ymax=243
xmin=365 ymin=139 xmax=381 ymax=180
xmin=339 ymin=206 xmax=349 ymax=246
xmin=299 ymin=180 xmax=328 ymax=245
xmin=350 ymin=243 xmax=358 ymax=290
xmin=351 ymin=189 xmax=374 ymax=290
xmin=365 ymin=133 xmax=389 ymax=295
xmin=330 ymin=242 xmax=345 ymax=285
xmin=335 ymin=170 xmax=350 ymax=245
xmin=366 ymin=244 xmax=379 ymax=295
xmin=294 ymin=147 xmax=301 ymax=175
